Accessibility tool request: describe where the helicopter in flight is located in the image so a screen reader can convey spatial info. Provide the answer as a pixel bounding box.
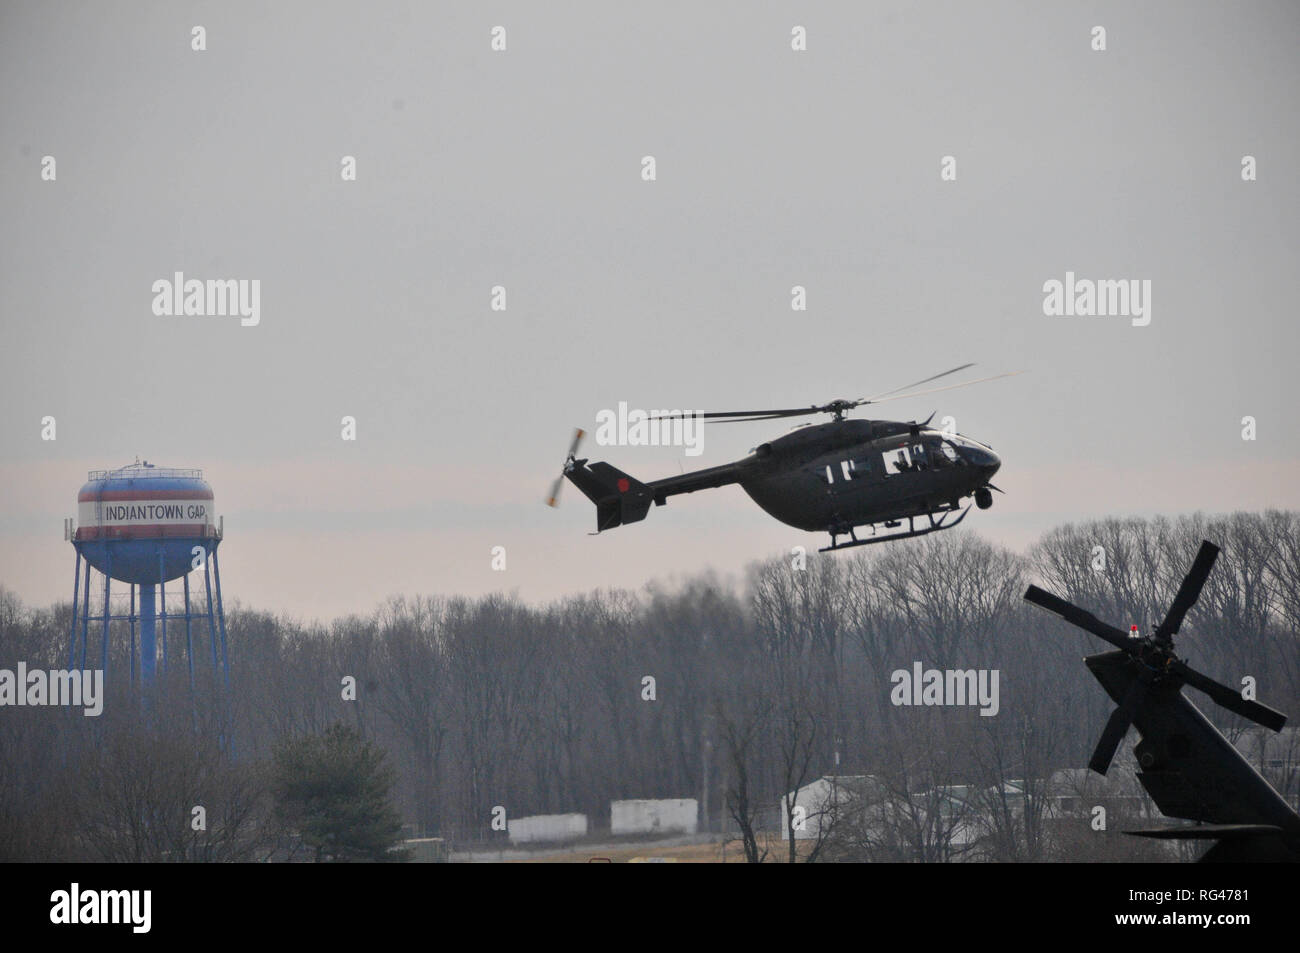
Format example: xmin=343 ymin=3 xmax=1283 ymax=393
xmin=547 ymin=364 xmax=1016 ymax=551
xmin=1025 ymin=541 xmax=1297 ymax=863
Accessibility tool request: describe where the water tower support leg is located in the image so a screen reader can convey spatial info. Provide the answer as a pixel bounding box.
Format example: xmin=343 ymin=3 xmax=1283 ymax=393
xmin=204 ymin=556 xmax=219 ymax=674
xmin=100 ymin=570 xmax=111 ymax=679
xmin=130 ymin=585 xmax=136 ymax=688
xmin=212 ymin=548 xmax=235 ymax=757
xmin=213 ymin=548 xmax=230 ymax=691
xmin=67 ymin=550 xmax=81 ymax=670
xmin=159 ymin=551 xmax=168 ymax=680
xmin=79 ymin=562 xmax=91 ymax=670
xmin=184 ymin=572 xmax=195 ymax=692
xmin=183 ymin=571 xmax=198 ymax=733
xmin=139 ymin=583 xmax=157 ymax=688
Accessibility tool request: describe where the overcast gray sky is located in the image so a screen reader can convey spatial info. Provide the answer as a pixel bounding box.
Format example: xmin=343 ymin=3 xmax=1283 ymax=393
xmin=3 ymin=1 xmax=1298 ymax=621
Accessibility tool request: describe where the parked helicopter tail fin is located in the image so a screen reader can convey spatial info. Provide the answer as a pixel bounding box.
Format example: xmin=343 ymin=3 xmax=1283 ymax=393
xmin=565 ymin=461 xmax=655 ymax=531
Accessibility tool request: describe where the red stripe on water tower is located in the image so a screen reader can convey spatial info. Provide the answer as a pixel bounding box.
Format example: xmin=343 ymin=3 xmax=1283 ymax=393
xmin=75 ymin=523 xmax=215 ymax=541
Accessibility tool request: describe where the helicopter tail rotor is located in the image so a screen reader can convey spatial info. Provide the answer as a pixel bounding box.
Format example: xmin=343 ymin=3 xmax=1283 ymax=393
xmin=546 ymin=428 xmax=586 ymax=507
xmin=546 ymin=429 xmax=659 ymax=531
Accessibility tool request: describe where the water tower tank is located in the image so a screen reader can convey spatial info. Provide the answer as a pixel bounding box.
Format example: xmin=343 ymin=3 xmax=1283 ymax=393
xmin=67 ymin=461 xmax=228 ymax=699
xmin=74 ymin=462 xmax=219 ymax=583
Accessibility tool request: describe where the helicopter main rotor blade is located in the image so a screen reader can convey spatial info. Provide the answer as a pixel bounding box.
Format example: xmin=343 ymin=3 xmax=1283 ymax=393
xmin=1023 ymin=585 xmax=1135 ymax=652
xmin=648 ymin=408 xmax=815 ymax=422
xmin=857 ymin=371 xmax=1025 ymax=407
xmin=710 ymin=413 xmax=810 ymax=423
xmin=1155 ymin=541 xmax=1219 ymax=642
xmin=1090 ymin=677 xmax=1147 ymax=774
xmin=1169 ymin=660 xmax=1288 ymax=731
xmin=859 ymin=364 xmax=976 ymax=403
xmin=645 ymin=366 xmax=1020 ymax=425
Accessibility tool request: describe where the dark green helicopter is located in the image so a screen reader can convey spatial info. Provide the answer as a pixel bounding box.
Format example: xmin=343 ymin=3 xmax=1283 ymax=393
xmin=547 ymin=364 xmax=1016 ymax=551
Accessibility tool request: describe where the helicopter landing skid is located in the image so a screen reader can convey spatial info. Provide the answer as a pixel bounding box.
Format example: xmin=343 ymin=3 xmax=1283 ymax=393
xmin=819 ymin=505 xmax=971 ymax=552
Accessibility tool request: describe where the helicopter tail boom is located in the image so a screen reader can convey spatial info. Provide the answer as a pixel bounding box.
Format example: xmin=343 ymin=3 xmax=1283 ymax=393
xmin=562 ymin=454 xmax=748 ymax=533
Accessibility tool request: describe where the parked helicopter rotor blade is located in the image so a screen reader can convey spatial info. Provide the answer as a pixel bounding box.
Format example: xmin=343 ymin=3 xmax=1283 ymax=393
xmin=856 ymin=371 xmax=1025 ymax=407
xmin=860 ymin=364 xmax=975 ymax=403
xmin=1023 ymin=585 xmax=1135 ymax=652
xmin=1169 ymin=659 xmax=1288 ymax=732
xmin=1154 ymin=541 xmax=1219 ymax=642
xmin=1090 ymin=677 xmax=1147 ymax=774
xmin=546 ymin=428 xmax=586 ymax=507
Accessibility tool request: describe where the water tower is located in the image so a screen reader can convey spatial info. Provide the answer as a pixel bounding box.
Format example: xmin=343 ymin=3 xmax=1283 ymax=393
xmin=66 ymin=461 xmax=229 ymax=696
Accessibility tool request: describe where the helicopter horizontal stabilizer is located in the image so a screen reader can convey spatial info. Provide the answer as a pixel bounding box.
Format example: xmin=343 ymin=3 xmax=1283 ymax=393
xmin=1124 ymin=823 xmax=1286 ymax=840
xmin=1126 ymin=824 xmax=1298 ymax=862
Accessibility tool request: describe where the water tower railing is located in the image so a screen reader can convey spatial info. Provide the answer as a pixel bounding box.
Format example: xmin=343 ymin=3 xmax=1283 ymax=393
xmin=87 ymin=467 xmax=204 ymax=481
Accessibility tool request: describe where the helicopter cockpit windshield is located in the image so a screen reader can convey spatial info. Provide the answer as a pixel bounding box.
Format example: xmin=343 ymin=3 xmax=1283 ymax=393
xmin=943 ymin=434 xmax=998 ymax=468
xmin=933 ymin=441 xmax=960 ymax=467
xmin=881 ymin=434 xmax=997 ymax=476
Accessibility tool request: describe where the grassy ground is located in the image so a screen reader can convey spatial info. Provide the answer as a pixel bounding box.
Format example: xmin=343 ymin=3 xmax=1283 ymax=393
xmin=510 ymin=832 xmax=809 ymax=863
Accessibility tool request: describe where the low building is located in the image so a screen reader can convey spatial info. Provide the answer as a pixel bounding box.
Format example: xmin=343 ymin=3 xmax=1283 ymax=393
xmin=611 ymin=798 xmax=698 ymax=835
xmin=779 ymin=775 xmax=885 ymax=840
xmin=508 ymin=813 xmax=588 ymax=844
xmin=402 ymin=837 xmax=450 ymax=862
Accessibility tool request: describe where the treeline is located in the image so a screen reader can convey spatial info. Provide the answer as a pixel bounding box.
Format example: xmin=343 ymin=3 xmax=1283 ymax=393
xmin=1 ymin=511 xmax=1298 ymax=861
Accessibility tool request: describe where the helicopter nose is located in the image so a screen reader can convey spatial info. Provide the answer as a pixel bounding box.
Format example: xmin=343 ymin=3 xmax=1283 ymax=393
xmin=965 ymin=444 xmax=1000 ymax=475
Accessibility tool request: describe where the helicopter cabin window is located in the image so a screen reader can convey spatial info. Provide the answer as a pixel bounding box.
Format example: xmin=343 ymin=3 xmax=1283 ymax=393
xmin=822 ymin=459 xmax=869 ymax=484
xmin=884 ymin=445 xmax=934 ymax=474
xmin=883 ymin=446 xmax=912 ymax=475
xmin=937 ymin=441 xmax=961 ymax=466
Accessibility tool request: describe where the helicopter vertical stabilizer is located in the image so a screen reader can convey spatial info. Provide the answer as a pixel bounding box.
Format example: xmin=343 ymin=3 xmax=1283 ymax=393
xmin=566 ymin=461 xmax=655 ymax=531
